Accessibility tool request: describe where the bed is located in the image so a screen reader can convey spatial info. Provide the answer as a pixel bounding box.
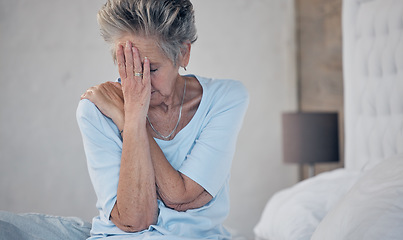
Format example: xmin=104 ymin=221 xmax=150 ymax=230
xmin=254 ymin=0 xmax=403 ymax=239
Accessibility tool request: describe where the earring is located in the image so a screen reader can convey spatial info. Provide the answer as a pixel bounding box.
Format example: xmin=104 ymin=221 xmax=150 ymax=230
xmin=183 ymin=66 xmax=187 ymax=71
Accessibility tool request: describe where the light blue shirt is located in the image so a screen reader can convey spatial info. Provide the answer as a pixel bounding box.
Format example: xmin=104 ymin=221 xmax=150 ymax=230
xmin=76 ymin=75 xmax=249 ymax=240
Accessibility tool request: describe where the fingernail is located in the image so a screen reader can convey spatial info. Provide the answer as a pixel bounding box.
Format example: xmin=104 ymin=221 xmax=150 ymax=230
xmin=126 ymin=41 xmax=130 ymax=47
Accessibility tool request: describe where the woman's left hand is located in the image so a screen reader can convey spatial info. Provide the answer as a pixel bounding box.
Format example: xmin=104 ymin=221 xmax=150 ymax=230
xmin=81 ymin=81 xmax=125 ymax=131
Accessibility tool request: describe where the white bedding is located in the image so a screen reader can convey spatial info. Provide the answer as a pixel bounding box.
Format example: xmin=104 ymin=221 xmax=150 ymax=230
xmin=253 ymin=169 xmax=361 ymax=240
xmin=254 ymin=156 xmax=403 ymax=240
xmin=311 ymin=155 xmax=403 ymax=240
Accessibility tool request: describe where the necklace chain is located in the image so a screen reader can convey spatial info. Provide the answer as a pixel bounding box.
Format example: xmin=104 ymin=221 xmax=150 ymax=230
xmin=146 ymin=79 xmax=187 ymax=140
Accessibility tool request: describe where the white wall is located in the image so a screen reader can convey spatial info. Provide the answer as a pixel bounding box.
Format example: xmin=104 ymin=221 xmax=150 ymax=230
xmin=0 ymin=0 xmax=297 ymax=239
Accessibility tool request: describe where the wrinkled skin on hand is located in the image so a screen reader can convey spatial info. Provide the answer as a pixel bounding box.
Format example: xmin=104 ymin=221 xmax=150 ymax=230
xmin=81 ymin=81 xmax=125 ymax=130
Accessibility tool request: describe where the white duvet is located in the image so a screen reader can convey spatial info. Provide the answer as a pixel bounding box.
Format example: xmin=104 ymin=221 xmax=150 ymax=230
xmin=254 ymin=169 xmax=361 ymax=240
xmin=254 ymin=156 xmax=403 ymax=240
xmin=311 ymin=156 xmax=403 ymax=240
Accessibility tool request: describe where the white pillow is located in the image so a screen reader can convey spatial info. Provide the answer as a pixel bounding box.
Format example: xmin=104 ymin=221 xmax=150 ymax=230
xmin=311 ymin=155 xmax=403 ymax=240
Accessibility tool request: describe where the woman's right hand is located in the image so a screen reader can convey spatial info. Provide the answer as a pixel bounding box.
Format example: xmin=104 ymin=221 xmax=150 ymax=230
xmin=80 ymin=41 xmax=151 ymax=132
xmin=117 ymin=41 xmax=151 ymax=121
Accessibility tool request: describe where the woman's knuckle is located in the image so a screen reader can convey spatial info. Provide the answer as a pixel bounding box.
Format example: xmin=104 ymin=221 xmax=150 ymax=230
xmin=118 ymin=62 xmax=125 ymax=68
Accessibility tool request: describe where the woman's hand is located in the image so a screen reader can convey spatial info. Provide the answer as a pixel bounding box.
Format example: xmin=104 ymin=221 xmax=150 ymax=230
xmin=117 ymin=41 xmax=151 ymax=121
xmin=81 ymin=81 xmax=125 ymax=131
xmin=109 ymin=41 xmax=158 ymax=232
xmin=80 ymin=41 xmax=151 ymax=132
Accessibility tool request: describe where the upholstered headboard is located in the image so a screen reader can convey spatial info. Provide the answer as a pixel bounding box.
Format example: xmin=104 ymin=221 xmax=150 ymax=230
xmin=343 ymin=0 xmax=403 ymax=171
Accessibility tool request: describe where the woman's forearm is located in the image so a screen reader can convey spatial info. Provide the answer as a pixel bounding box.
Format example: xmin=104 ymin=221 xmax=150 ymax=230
xmin=113 ymin=111 xmax=211 ymax=212
xmin=148 ymin=133 xmax=212 ymax=209
xmin=110 ymin=117 xmax=158 ymax=232
xmin=161 ymin=189 xmax=212 ymax=212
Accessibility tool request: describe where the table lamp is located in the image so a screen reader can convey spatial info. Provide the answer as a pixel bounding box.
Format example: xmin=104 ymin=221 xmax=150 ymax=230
xmin=282 ymin=112 xmax=339 ymax=177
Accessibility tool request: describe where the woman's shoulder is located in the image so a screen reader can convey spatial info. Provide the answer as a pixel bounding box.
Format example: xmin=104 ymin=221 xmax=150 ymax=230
xmin=197 ymin=75 xmax=246 ymax=90
xmin=195 ymin=75 xmax=249 ymax=104
xmin=76 ymin=99 xmax=100 ymax=121
xmin=76 ymin=99 xmax=121 ymax=142
xmin=76 ymin=99 xmax=111 ymax=131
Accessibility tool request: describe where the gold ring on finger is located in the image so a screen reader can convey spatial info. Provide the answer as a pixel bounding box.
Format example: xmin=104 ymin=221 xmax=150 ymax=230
xmin=134 ymin=72 xmax=143 ymax=77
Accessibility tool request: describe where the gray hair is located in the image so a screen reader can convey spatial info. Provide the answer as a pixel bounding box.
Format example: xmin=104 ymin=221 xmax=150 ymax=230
xmin=97 ymin=0 xmax=197 ymax=65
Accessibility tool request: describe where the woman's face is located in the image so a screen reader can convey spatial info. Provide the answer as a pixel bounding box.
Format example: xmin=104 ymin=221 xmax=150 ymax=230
xmin=116 ymin=35 xmax=181 ymax=107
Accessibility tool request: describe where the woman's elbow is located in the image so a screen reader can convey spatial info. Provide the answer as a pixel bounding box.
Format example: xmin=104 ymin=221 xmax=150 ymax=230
xmin=110 ymin=207 xmax=158 ymax=233
xmin=164 ymin=202 xmax=188 ymax=212
xmin=116 ymin=222 xmax=149 ymax=233
xmin=112 ymin=215 xmax=157 ymax=233
xmin=163 ymin=192 xmax=213 ymax=212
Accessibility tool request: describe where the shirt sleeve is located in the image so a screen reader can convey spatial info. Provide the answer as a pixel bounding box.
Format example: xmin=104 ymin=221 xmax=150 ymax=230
xmin=76 ymin=99 xmax=122 ymax=221
xmin=178 ymin=81 xmax=249 ymax=197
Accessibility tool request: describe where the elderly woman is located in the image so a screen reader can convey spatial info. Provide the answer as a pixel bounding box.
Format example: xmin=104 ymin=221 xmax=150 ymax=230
xmin=0 ymin=0 xmax=248 ymax=239
xmin=77 ymin=0 xmax=249 ymax=239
